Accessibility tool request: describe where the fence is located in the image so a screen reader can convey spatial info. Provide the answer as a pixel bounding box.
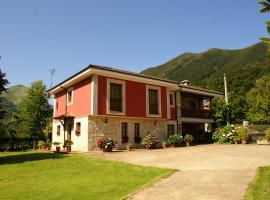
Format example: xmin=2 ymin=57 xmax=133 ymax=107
xmin=0 ymin=138 xmax=38 ymax=151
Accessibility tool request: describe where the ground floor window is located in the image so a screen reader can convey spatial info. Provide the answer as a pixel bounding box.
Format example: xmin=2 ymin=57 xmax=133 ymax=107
xmin=121 ymin=122 xmax=128 ymax=143
xmin=134 ymin=123 xmax=141 ymax=143
xmin=75 ymin=122 xmax=81 ymax=136
xmin=57 ymin=125 xmax=61 ymax=135
xmin=167 ymin=124 xmax=175 ymax=137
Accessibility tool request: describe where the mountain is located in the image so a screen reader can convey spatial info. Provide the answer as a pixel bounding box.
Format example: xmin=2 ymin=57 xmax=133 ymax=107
xmin=1 ymin=85 xmax=28 ymax=117
xmin=142 ymin=42 xmax=270 ymax=92
xmin=141 ymin=42 xmax=270 ymax=121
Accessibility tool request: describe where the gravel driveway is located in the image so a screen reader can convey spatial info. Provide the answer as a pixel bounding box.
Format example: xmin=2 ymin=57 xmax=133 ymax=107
xmin=88 ymin=144 xmax=270 ymax=200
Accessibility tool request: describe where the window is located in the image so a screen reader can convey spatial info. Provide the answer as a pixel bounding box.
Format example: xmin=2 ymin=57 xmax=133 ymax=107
xmin=200 ymin=98 xmax=210 ymax=110
xmin=167 ymin=125 xmax=175 ymax=137
xmin=121 ymin=122 xmax=128 ymax=143
xmin=169 ymin=93 xmax=174 ymax=106
xmin=57 ymin=125 xmax=61 ymax=136
xmin=75 ymin=122 xmax=81 ymax=136
xmin=134 ymin=123 xmax=141 ymax=143
xmin=67 ymin=88 xmax=73 ymax=104
xmin=110 ymin=83 xmax=123 ymax=112
xmin=149 ymin=89 xmax=159 ymax=114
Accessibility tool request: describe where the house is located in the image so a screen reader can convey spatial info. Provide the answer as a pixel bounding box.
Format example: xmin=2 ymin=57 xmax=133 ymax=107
xmin=48 ymin=65 xmax=223 ymax=152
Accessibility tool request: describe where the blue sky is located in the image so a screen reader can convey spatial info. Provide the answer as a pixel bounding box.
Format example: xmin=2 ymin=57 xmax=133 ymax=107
xmin=0 ymin=0 xmax=269 ymax=87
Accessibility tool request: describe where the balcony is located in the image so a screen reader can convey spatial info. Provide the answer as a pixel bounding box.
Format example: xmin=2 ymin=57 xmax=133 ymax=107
xmin=181 ymin=108 xmax=212 ymax=119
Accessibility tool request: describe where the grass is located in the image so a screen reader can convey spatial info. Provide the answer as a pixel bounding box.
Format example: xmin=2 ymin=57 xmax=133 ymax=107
xmin=0 ymin=151 xmax=175 ymax=200
xmin=245 ymin=166 xmax=270 ymax=200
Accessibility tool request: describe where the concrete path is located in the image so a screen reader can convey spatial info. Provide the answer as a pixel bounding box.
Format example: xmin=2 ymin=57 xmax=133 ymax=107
xmin=88 ymin=144 xmax=270 ymax=200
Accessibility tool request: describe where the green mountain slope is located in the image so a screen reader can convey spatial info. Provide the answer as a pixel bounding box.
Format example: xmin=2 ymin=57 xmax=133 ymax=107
xmin=142 ymin=42 xmax=270 ymax=121
xmin=2 ymin=85 xmax=28 ymax=106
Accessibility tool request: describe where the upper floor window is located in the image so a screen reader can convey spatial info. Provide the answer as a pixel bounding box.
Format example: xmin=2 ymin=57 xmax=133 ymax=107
xmin=200 ymin=98 xmax=210 ymax=111
xmin=169 ymin=92 xmax=175 ymax=106
xmin=107 ymin=79 xmax=126 ymax=115
xmin=67 ymin=88 xmax=73 ymax=104
xmin=146 ymin=86 xmax=161 ymax=116
xmin=110 ymin=83 xmax=122 ymax=112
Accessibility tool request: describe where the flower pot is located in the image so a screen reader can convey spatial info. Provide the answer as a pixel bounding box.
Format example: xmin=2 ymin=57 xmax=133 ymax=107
xmin=170 ymin=144 xmax=175 ymax=148
xmin=47 ymin=146 xmax=51 ymax=151
xmin=102 ymin=147 xmax=112 ymax=152
xmin=56 ymin=146 xmax=60 ymax=152
xmin=162 ymin=144 xmax=166 ymax=149
xmin=242 ymin=140 xmax=247 ymax=144
xmin=126 ymin=146 xmax=132 ymax=151
xmin=67 ymin=146 xmax=71 ymax=152
xmin=186 ymin=142 xmax=190 ymax=147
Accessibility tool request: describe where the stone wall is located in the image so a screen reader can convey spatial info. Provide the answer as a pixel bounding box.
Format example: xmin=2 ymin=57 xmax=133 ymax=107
xmin=88 ymin=115 xmax=177 ymax=150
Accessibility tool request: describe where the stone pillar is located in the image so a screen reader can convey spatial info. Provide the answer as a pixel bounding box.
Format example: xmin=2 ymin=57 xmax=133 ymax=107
xmin=176 ymin=90 xmax=182 ymax=135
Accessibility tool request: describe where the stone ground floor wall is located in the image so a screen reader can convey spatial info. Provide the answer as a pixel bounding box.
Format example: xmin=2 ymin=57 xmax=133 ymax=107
xmin=88 ymin=115 xmax=177 ymax=150
xmin=52 ymin=116 xmax=89 ymax=152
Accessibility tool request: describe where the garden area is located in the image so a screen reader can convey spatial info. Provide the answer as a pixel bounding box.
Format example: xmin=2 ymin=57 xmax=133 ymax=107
xmin=0 ymin=151 xmax=175 ymax=200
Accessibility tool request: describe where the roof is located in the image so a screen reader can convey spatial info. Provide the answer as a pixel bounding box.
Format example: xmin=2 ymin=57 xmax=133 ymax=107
xmin=48 ymin=64 xmax=224 ymax=97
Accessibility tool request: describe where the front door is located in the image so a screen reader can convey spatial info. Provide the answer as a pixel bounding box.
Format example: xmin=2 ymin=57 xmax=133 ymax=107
xmin=67 ymin=123 xmax=72 ymax=141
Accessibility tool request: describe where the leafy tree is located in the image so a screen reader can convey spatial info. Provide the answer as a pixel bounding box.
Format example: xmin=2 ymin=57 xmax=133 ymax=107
xmin=18 ymin=81 xmax=51 ymax=139
xmin=0 ymin=69 xmax=9 ymax=95
xmin=259 ymin=0 xmax=270 ymax=48
xmin=246 ymin=75 xmax=270 ymax=123
xmin=211 ymin=97 xmax=227 ymax=125
xmin=0 ymin=69 xmax=9 ymax=137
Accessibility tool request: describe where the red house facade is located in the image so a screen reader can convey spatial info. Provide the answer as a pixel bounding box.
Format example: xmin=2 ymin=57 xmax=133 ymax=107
xmin=48 ymin=65 xmax=223 ymax=152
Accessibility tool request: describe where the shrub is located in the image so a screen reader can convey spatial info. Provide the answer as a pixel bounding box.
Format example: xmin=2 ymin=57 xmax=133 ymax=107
xmin=52 ymin=142 xmax=61 ymax=146
xmin=38 ymin=141 xmax=45 ymax=148
xmin=166 ymin=134 xmax=183 ymax=146
xmin=235 ymin=126 xmax=249 ymax=141
xmin=142 ymin=134 xmax=159 ymax=149
xmin=97 ymin=137 xmax=116 ymax=149
xmin=265 ymin=128 xmax=270 ymax=141
xmin=184 ymin=134 xmax=194 ymax=143
xmin=212 ymin=125 xmax=234 ymax=144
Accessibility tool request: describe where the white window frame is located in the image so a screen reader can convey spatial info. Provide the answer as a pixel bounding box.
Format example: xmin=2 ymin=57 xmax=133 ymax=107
xmin=106 ymin=78 xmax=126 ymax=115
xmin=146 ymin=85 xmax=162 ymax=117
xmin=66 ymin=87 xmax=73 ymax=105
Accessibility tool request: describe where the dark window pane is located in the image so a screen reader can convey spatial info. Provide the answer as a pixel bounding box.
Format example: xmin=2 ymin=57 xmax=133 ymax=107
xmin=167 ymin=125 xmax=175 ymax=137
xmin=121 ymin=122 xmax=128 ymax=143
xmin=149 ymin=89 xmax=159 ymax=114
xmin=110 ymin=83 xmax=122 ymax=112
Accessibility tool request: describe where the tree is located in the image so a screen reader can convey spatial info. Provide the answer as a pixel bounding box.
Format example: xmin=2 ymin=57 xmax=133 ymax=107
xmin=0 ymin=69 xmax=9 ymax=95
xmin=246 ymin=75 xmax=270 ymax=123
xmin=0 ymin=69 xmax=9 ymax=137
xmin=259 ymin=1 xmax=270 ymax=48
xmin=19 ymin=81 xmax=51 ymax=140
xmin=211 ymin=97 xmax=228 ymax=126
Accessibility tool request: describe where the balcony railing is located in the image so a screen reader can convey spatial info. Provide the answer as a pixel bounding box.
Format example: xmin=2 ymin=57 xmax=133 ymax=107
xmin=181 ymin=108 xmax=212 ymax=119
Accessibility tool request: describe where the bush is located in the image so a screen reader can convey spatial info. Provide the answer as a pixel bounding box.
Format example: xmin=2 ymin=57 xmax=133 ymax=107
xmin=142 ymin=134 xmax=159 ymax=149
xmin=265 ymin=128 xmax=270 ymax=141
xmin=212 ymin=125 xmax=235 ymax=144
xmin=166 ymin=134 xmax=183 ymax=146
xmin=52 ymin=142 xmax=61 ymax=146
xmin=235 ymin=126 xmax=249 ymax=141
xmin=184 ymin=134 xmax=194 ymax=143
xmin=97 ymin=137 xmax=116 ymax=149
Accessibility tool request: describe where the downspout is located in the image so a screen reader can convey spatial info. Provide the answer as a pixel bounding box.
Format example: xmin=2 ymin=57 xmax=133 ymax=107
xmin=176 ymin=82 xmax=182 ymax=135
xmin=60 ymin=85 xmax=67 ymax=143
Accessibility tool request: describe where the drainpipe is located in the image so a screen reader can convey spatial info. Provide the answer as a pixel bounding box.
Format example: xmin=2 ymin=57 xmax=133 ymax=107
xmin=176 ymin=82 xmax=182 ymax=135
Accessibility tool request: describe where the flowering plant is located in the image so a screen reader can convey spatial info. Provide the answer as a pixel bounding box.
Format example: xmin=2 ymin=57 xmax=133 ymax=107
xmin=265 ymin=128 xmax=270 ymax=141
xmin=97 ymin=137 xmax=116 ymax=149
xmin=166 ymin=134 xmax=183 ymax=146
xmin=184 ymin=134 xmax=194 ymax=143
xmin=235 ymin=126 xmax=249 ymax=141
xmin=212 ymin=125 xmax=235 ymax=144
xmin=142 ymin=134 xmax=159 ymax=149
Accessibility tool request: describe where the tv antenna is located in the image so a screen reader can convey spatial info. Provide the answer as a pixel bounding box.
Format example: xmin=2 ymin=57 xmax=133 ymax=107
xmin=49 ymin=68 xmax=56 ymax=88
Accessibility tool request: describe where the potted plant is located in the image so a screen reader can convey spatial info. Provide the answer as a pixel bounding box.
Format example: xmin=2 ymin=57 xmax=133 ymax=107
xmin=184 ymin=134 xmax=193 ymax=146
xmin=43 ymin=141 xmax=52 ymax=150
xmin=97 ymin=137 xmax=116 ymax=152
xmin=162 ymin=141 xmax=167 ymax=149
xmin=52 ymin=142 xmax=61 ymax=152
xmin=265 ymin=128 xmax=270 ymax=144
xmin=142 ymin=134 xmax=159 ymax=149
xmin=63 ymin=140 xmax=73 ymax=152
xmin=126 ymin=143 xmax=132 ymax=151
xmin=166 ymin=134 xmax=183 ymax=147
xmin=236 ymin=126 xmax=249 ymax=144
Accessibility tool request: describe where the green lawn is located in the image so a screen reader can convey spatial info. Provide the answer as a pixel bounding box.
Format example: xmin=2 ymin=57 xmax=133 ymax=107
xmin=0 ymin=151 xmax=175 ymax=200
xmin=245 ymin=166 xmax=270 ymax=200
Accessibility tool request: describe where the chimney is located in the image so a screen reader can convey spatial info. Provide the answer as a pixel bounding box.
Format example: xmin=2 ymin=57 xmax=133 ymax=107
xmin=181 ymin=80 xmax=190 ymax=85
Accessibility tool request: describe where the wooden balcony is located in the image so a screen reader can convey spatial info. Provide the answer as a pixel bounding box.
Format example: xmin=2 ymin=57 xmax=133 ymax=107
xmin=181 ymin=108 xmax=213 ymax=119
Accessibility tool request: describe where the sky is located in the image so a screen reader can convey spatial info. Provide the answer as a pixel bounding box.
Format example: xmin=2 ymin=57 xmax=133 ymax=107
xmin=0 ymin=0 xmax=269 ymax=88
